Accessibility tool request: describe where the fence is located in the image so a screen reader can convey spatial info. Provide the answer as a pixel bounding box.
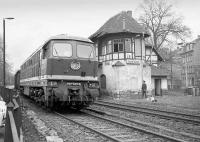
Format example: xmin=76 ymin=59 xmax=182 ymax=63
xmin=184 ymin=87 xmax=200 ymax=96
xmin=0 ymin=86 xmax=22 ymax=142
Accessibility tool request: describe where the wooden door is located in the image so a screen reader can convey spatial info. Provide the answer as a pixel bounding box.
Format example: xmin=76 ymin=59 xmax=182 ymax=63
xmin=100 ymin=74 xmax=106 ymax=89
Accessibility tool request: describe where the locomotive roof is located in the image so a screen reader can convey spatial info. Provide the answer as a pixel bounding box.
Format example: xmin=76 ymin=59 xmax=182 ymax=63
xmin=21 ymin=34 xmax=93 ymax=67
xmin=49 ymin=34 xmax=93 ymax=43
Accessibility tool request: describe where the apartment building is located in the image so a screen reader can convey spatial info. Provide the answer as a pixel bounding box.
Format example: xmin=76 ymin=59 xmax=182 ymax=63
xmin=179 ymin=36 xmax=200 ymax=87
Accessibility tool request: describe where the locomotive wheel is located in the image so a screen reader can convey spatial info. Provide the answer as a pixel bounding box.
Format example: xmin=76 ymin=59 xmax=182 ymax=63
xmin=44 ymin=100 xmax=49 ymax=108
xmin=44 ymin=89 xmax=55 ymax=110
xmin=48 ymin=95 xmax=54 ymax=110
xmin=74 ymin=106 xmax=83 ymax=110
xmin=38 ymin=99 xmax=42 ymax=106
xmin=86 ymin=93 xmax=94 ymax=105
xmin=82 ymin=95 xmax=89 ymax=106
xmin=44 ymin=98 xmax=54 ymax=110
xmin=49 ymin=95 xmax=58 ymax=110
xmin=40 ymin=95 xmax=45 ymax=106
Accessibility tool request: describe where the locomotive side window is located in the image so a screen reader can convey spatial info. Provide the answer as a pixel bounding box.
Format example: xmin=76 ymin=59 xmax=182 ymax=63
xmin=77 ymin=44 xmax=94 ymax=58
xmin=43 ymin=44 xmax=50 ymax=59
xmin=52 ymin=43 xmax=72 ymax=57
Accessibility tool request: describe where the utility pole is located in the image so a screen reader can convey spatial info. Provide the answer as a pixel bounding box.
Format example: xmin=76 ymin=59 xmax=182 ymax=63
xmin=2 ymin=17 xmax=14 ymax=88
xmin=171 ymin=62 xmax=173 ymax=89
xmin=185 ymin=55 xmax=188 ymax=87
xmin=3 ymin=19 xmax=5 ymax=87
xmin=141 ymin=32 xmax=145 ymax=88
xmin=170 ymin=48 xmax=173 ymax=89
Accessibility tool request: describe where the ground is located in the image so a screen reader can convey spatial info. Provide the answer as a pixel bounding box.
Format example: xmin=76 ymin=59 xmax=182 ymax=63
xmin=1 ymin=91 xmax=200 ymax=142
xmin=22 ymin=109 xmax=46 ymax=142
xmin=121 ymin=91 xmax=200 ymax=110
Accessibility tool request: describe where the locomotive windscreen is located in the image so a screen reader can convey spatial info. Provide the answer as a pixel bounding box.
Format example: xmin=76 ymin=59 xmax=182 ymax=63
xmin=52 ymin=42 xmax=72 ymax=57
xmin=77 ymin=44 xmax=94 ymax=58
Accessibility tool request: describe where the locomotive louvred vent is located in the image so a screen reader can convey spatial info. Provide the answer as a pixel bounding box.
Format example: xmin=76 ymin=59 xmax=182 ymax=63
xmin=81 ymin=71 xmax=86 ymax=77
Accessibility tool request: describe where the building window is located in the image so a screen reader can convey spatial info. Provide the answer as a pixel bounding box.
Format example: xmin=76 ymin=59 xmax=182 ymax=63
xmin=102 ymin=46 xmax=106 ymax=55
xmin=98 ymin=38 xmax=139 ymax=62
xmin=132 ymin=38 xmax=135 ymax=53
xmin=95 ymin=44 xmax=98 ymax=58
xmin=107 ymin=40 xmax=112 ymax=54
xmin=125 ymin=38 xmax=131 ymax=52
xmin=113 ymin=39 xmax=124 ymax=53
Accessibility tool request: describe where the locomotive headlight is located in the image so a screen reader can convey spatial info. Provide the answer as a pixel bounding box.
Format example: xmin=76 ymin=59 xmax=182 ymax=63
xmin=88 ymin=82 xmax=99 ymax=88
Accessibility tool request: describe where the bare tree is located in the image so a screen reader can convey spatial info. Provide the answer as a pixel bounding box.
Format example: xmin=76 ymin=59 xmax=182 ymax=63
xmin=139 ymin=0 xmax=191 ymax=50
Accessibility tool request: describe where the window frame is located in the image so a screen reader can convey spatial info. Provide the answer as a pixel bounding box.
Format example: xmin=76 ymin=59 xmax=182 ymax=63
xmin=52 ymin=42 xmax=73 ymax=58
xmin=113 ymin=39 xmax=124 ymax=53
xmin=99 ymin=38 xmax=138 ymax=62
xmin=77 ymin=43 xmax=94 ymax=59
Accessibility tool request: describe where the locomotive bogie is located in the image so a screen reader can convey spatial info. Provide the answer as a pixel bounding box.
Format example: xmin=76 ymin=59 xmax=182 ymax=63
xmin=18 ymin=79 xmax=99 ymax=109
xmin=47 ymin=80 xmax=99 ymax=109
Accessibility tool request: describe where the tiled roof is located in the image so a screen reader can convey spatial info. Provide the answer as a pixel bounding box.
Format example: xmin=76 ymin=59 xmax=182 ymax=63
xmin=145 ymin=40 xmax=152 ymax=47
xmin=89 ymin=11 xmax=149 ymax=41
xmin=145 ymin=40 xmax=164 ymax=61
xmin=151 ymin=65 xmax=169 ymax=77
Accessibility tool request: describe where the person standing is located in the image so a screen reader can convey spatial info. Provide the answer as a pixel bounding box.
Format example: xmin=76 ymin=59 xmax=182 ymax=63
xmin=142 ymin=80 xmax=147 ymax=98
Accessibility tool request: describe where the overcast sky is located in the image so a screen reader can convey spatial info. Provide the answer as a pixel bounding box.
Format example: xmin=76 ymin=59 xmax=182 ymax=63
xmin=0 ymin=0 xmax=200 ymax=73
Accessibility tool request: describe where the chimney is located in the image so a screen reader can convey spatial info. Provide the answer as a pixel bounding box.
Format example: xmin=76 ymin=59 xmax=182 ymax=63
xmin=122 ymin=17 xmax=126 ymax=30
xmin=127 ymin=11 xmax=132 ymax=17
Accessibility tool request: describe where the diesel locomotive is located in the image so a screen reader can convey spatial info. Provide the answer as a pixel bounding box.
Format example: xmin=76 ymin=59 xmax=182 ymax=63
xmin=15 ymin=34 xmax=99 ymax=109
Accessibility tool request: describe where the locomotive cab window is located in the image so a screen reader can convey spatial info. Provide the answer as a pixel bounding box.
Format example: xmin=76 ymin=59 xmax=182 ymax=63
xmin=52 ymin=42 xmax=72 ymax=57
xmin=42 ymin=43 xmax=50 ymax=59
xmin=77 ymin=44 xmax=94 ymax=58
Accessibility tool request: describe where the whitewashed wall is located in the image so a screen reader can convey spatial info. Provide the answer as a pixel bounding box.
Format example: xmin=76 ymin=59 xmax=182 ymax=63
xmin=151 ymin=78 xmax=155 ymax=89
xmin=161 ymin=78 xmax=168 ymax=89
xmin=97 ymin=37 xmax=152 ymax=93
xmin=99 ymin=60 xmax=151 ymax=93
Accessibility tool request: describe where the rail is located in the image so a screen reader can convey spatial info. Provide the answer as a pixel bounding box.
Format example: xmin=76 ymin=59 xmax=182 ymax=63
xmin=95 ymin=101 xmax=200 ymax=124
xmin=0 ymin=86 xmax=22 ymax=142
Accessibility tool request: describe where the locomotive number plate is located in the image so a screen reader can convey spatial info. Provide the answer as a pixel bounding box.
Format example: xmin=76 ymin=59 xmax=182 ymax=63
xmin=66 ymin=82 xmax=81 ymax=86
xmin=70 ymin=61 xmax=80 ymax=70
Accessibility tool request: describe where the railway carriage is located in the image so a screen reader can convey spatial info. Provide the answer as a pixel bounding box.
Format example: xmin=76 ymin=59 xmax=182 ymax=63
xmin=16 ymin=34 xmax=99 ymax=109
xmin=14 ymin=70 xmax=20 ymax=90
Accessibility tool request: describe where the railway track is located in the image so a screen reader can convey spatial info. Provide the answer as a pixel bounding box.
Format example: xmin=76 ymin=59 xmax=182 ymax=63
xmin=55 ymin=110 xmax=194 ymax=142
xmin=22 ymin=95 xmax=199 ymax=142
xmin=94 ymin=101 xmax=200 ymax=125
xmin=84 ymin=108 xmax=200 ymax=142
